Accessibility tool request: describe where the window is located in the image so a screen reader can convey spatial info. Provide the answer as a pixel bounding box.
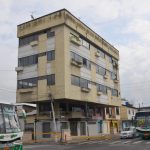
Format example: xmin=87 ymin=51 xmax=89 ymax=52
xmin=128 ymin=109 xmax=130 ymax=114
xmin=61 ymin=122 xmax=68 ymax=129
xmin=81 ymin=38 xmax=90 ymax=49
xmin=17 ymin=77 xmax=38 ymax=89
xmin=97 ymin=84 xmax=107 ymax=94
xmin=2 ymin=105 xmax=20 ymax=133
xmin=111 ymin=72 xmax=117 ymax=80
xmin=80 ymin=78 xmax=89 ymax=88
xmin=96 ymin=65 xmax=106 ymax=76
xmin=112 ymin=89 xmax=118 ymax=96
xmin=98 ymin=50 xmax=105 ymax=58
xmin=83 ymin=58 xmax=91 ymax=70
xmin=42 ymin=122 xmax=51 ymax=138
xmin=47 ymin=31 xmax=55 ymax=38
xmin=71 ymin=52 xmax=83 ymax=63
xmin=132 ymin=110 xmax=134 ymax=115
xmin=71 ymin=75 xmax=80 ymax=86
xmin=116 ymin=107 xmax=120 ymax=115
xmin=19 ymin=34 xmax=38 ymax=47
xmin=19 ymin=30 xmax=54 ymax=47
xmin=47 ymin=74 xmax=55 ymax=85
xmin=25 ymin=123 xmax=34 ymax=132
xmin=71 ymin=75 xmax=90 ymax=89
xmin=39 ymin=102 xmax=51 ymax=113
xmin=0 ymin=114 xmax=5 ymax=133
xmin=47 ymin=50 xmax=55 ymax=61
xmin=106 ymin=107 xmax=109 ymax=114
xmin=18 ymin=54 xmax=38 ymax=67
xmin=108 ymin=55 xmax=112 ymax=63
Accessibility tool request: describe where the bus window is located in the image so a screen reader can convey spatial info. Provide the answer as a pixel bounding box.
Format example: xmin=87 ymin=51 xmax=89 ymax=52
xmin=0 ymin=114 xmax=5 ymax=133
xmin=4 ymin=114 xmax=20 ymax=133
xmin=3 ymin=104 xmax=15 ymax=113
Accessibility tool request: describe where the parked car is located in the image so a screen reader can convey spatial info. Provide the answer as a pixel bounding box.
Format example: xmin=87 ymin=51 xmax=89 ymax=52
xmin=120 ymin=127 xmax=138 ymax=139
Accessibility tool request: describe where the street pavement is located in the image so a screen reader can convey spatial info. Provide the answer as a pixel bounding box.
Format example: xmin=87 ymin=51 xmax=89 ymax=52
xmin=23 ymin=138 xmax=150 ymax=150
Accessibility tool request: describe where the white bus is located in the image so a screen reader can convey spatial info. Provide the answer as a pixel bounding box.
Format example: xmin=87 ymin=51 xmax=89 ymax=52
xmin=0 ymin=103 xmax=24 ymax=150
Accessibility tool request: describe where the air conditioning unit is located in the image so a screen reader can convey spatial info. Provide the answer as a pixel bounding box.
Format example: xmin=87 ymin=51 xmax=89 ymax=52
xmin=30 ymin=41 xmax=38 ymax=47
xmin=97 ymin=91 xmax=102 ymax=96
xmin=114 ymin=79 xmax=119 ymax=83
xmin=15 ymin=66 xmax=23 ymax=72
xmin=71 ymin=58 xmax=82 ymax=68
xmin=88 ymin=83 xmax=92 ymax=89
xmin=81 ymin=87 xmax=90 ymax=93
xmin=95 ymin=51 xmax=100 ymax=57
xmin=104 ymin=74 xmax=108 ymax=79
xmin=70 ymin=36 xmax=81 ymax=46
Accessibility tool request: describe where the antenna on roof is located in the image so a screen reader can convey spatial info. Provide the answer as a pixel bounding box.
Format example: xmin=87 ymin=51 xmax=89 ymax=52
xmin=30 ymin=11 xmax=36 ymax=20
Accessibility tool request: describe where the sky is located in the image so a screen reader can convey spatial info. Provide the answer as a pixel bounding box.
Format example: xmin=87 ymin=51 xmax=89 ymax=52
xmin=0 ymin=0 xmax=150 ymax=106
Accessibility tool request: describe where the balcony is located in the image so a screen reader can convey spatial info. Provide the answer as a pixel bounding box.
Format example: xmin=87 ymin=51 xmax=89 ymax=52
xmin=71 ymin=58 xmax=83 ymax=68
xmin=105 ymin=114 xmax=116 ymax=120
xmin=70 ymin=36 xmax=81 ymax=46
xmin=56 ymin=111 xmax=86 ymax=119
xmin=71 ymin=112 xmax=85 ymax=118
xmin=19 ymin=88 xmax=34 ymax=93
xmin=15 ymin=66 xmax=23 ymax=72
xmin=30 ymin=41 xmax=38 ymax=47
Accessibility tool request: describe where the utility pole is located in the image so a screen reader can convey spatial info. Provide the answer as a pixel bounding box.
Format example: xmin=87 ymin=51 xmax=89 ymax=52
xmin=85 ymin=102 xmax=89 ymax=139
xmin=139 ymin=103 xmax=140 ymax=112
xmin=48 ymin=94 xmax=57 ymax=142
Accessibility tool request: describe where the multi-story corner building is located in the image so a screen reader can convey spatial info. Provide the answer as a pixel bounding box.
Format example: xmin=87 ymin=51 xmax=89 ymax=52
xmin=16 ymin=9 xmax=121 ymax=138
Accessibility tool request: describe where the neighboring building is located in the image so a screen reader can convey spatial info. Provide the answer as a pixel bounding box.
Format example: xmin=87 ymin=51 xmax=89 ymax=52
xmin=15 ymin=103 xmax=36 ymax=143
xmin=15 ymin=103 xmax=36 ymax=131
xmin=120 ymin=100 xmax=138 ymax=129
xmin=16 ymin=9 xmax=121 ymax=138
xmin=139 ymin=106 xmax=150 ymax=112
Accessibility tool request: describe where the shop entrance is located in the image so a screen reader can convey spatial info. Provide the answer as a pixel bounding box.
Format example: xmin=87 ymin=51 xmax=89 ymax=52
xmin=70 ymin=122 xmax=78 ymax=136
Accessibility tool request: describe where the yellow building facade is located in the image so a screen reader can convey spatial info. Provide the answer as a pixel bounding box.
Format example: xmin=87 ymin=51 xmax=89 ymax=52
xmin=16 ymin=9 xmax=121 ymax=137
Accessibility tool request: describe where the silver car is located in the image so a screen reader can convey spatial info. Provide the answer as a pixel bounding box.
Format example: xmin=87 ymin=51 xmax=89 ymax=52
xmin=120 ymin=127 xmax=137 ymax=139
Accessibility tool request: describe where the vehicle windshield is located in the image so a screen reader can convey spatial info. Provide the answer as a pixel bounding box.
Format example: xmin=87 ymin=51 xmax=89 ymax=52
xmin=123 ymin=128 xmax=130 ymax=131
xmin=0 ymin=104 xmax=20 ymax=133
xmin=136 ymin=114 xmax=150 ymax=128
xmin=123 ymin=127 xmax=134 ymax=131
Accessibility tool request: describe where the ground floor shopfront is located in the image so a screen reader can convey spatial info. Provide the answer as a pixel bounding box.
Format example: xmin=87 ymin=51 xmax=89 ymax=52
xmin=33 ymin=119 xmax=120 ymax=141
xmin=27 ymin=100 xmax=121 ymax=141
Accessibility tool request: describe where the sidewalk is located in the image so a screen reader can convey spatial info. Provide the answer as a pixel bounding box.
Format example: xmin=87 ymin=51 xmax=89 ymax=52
xmin=66 ymin=134 xmax=120 ymax=144
xmin=23 ymin=134 xmax=120 ymax=145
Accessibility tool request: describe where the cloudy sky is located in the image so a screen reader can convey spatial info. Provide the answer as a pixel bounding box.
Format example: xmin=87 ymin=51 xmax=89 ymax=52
xmin=0 ymin=0 xmax=150 ymax=106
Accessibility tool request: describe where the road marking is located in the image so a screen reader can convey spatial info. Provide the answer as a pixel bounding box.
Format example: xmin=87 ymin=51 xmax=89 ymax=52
xmin=88 ymin=141 xmax=99 ymax=144
xmin=78 ymin=141 xmax=91 ymax=145
xmin=110 ymin=140 xmax=121 ymax=144
xmin=24 ymin=145 xmax=54 ymax=149
xmin=132 ymin=141 xmax=142 ymax=144
xmin=123 ymin=140 xmax=131 ymax=144
xmin=146 ymin=141 xmax=150 ymax=144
